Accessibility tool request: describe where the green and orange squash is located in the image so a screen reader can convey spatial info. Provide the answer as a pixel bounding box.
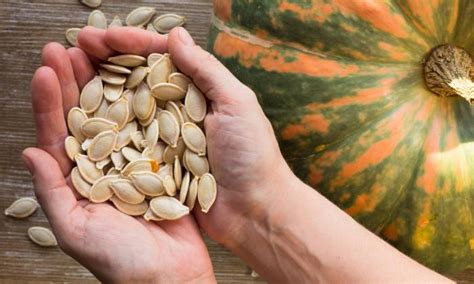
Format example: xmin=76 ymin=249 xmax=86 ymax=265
xmin=208 ymin=0 xmax=474 ymax=274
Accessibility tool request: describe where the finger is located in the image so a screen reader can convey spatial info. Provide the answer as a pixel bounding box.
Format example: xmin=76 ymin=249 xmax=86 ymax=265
xmin=22 ymin=147 xmax=80 ymax=232
xmin=41 ymin=43 xmax=80 ymax=115
xmin=31 ymin=67 xmax=72 ymax=175
xmin=67 ymin=47 xmax=96 ymax=90
xmin=168 ymin=27 xmax=252 ymax=104
xmin=105 ymin=27 xmax=168 ymax=56
xmin=77 ymin=26 xmax=115 ymax=60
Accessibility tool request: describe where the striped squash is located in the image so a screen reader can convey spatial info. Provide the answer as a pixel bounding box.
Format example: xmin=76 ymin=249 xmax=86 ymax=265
xmin=208 ymin=0 xmax=474 ymax=274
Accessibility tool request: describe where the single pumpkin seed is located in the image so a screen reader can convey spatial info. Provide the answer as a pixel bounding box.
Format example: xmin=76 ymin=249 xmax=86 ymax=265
xmin=157 ymin=163 xmax=173 ymax=179
xmin=143 ymin=119 xmax=159 ymax=149
xmin=163 ymin=137 xmax=185 ymax=164
xmin=123 ymin=89 xmax=136 ymax=122
xmin=100 ymin=64 xmax=131 ymax=75
xmin=138 ymin=102 xmax=156 ymax=127
xmin=96 ymin=157 xmax=111 ymax=170
xmin=71 ymin=166 xmax=92 ymax=198
xmin=146 ymin=23 xmax=158 ymax=33
xmin=147 ymin=53 xmax=163 ymax=67
xmin=75 ymin=154 xmax=104 ymax=183
xmin=81 ymin=138 xmax=93 ymax=151
xmin=88 ymin=10 xmax=107 ymax=29
xmin=165 ymin=101 xmax=184 ymax=127
xmin=111 ymin=151 xmax=126 ymax=169
xmin=103 ymin=83 xmax=123 ymax=102
xmin=81 ymin=0 xmax=101 ymax=8
xmin=151 ymin=82 xmax=186 ymax=101
xmin=150 ymin=196 xmax=189 ymax=220
xmin=99 ymin=69 xmax=126 ymax=85
xmin=174 ymin=156 xmax=182 ymax=189
xmin=197 ymin=173 xmax=217 ymax=213
xmin=94 ymin=98 xmax=109 ymax=118
xmin=163 ymin=175 xmax=177 ymax=196
xmin=110 ymin=195 xmax=148 ymax=216
xmin=81 ymin=117 xmax=118 ymax=138
xmin=115 ymin=121 xmax=137 ymax=150
xmin=65 ymin=28 xmax=81 ymax=46
xmin=133 ymin=82 xmax=154 ymax=120
xmin=147 ymin=55 xmax=171 ymax=88
xmin=121 ymin=158 xmax=159 ymax=176
xmin=152 ymin=14 xmax=185 ymax=33
xmin=4 ymin=197 xmax=38 ymax=218
xmin=110 ymin=179 xmax=145 ymax=204
xmin=168 ymin=72 xmax=191 ymax=91
xmin=80 ymin=76 xmax=103 ymax=114
xmin=130 ymin=171 xmax=165 ymax=197
xmin=179 ymin=171 xmax=190 ymax=203
xmin=126 ymin=7 xmax=156 ymax=27
xmin=182 ymin=150 xmax=189 ymax=171
xmin=130 ymin=130 xmax=145 ymax=151
xmin=126 ymin=66 xmax=148 ymax=89
xmin=186 ymin=176 xmax=198 ymax=210
xmin=28 ymin=227 xmax=57 ymax=247
xmin=89 ymin=175 xmax=118 ymax=203
xmin=109 ymin=16 xmax=123 ymax=27
xmin=185 ymin=83 xmax=206 ymax=123
xmin=108 ymin=54 xmax=146 ymax=67
xmin=87 ymin=129 xmax=118 ymax=161
xmin=181 ymin=122 xmax=206 ymax=156
xmin=65 ymin=136 xmax=82 ymax=161
xmin=68 ymin=107 xmax=88 ymax=142
xmin=105 ymin=97 xmax=129 ymax=130
xmin=184 ymin=149 xmax=209 ymax=177
xmin=158 ymin=110 xmax=180 ymax=147
xmin=143 ymin=207 xmax=163 ymax=221
xmin=121 ymin=146 xmax=142 ymax=162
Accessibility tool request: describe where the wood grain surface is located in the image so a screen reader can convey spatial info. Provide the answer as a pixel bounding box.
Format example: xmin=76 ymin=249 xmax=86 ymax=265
xmin=0 ymin=0 xmax=263 ymax=282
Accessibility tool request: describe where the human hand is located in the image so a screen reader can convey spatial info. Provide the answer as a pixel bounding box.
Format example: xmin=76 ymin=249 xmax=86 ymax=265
xmin=23 ymin=28 xmax=215 ymax=283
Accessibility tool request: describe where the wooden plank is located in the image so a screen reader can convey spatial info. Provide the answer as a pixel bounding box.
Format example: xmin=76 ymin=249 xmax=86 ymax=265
xmin=0 ymin=0 xmax=263 ymax=282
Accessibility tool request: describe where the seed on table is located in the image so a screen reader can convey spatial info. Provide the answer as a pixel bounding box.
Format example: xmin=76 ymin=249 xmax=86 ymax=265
xmin=121 ymin=146 xmax=142 ymax=162
xmin=121 ymin=158 xmax=159 ymax=176
xmin=126 ymin=7 xmax=156 ymax=27
xmin=4 ymin=197 xmax=38 ymax=218
xmin=105 ymin=97 xmax=129 ymax=130
xmin=130 ymin=171 xmax=165 ymax=197
xmin=163 ymin=175 xmax=177 ymax=196
xmin=80 ymin=76 xmax=103 ymax=114
xmin=168 ymin=72 xmax=191 ymax=91
xmin=115 ymin=121 xmax=137 ymax=150
xmin=108 ymin=54 xmax=146 ymax=67
xmin=184 ymin=149 xmax=209 ymax=177
xmin=126 ymin=66 xmax=148 ymax=89
xmin=182 ymin=122 xmax=206 ymax=156
xmin=111 ymin=151 xmax=126 ymax=170
xmin=151 ymin=82 xmax=186 ymax=101
xmin=89 ymin=175 xmax=118 ymax=203
xmin=150 ymin=196 xmax=189 ymax=220
xmin=110 ymin=196 xmax=148 ymax=216
xmin=103 ymin=83 xmax=124 ymax=102
xmin=71 ymin=167 xmax=92 ymax=198
xmin=197 ymin=173 xmax=217 ymax=213
xmin=147 ymin=55 xmax=171 ymax=88
xmin=88 ymin=10 xmax=107 ymax=29
xmin=81 ymin=0 xmax=101 ymax=8
xmin=28 ymin=227 xmax=57 ymax=247
xmin=110 ymin=179 xmax=145 ymax=204
xmin=147 ymin=53 xmax=163 ymax=67
xmin=100 ymin=64 xmax=131 ymax=75
xmin=99 ymin=69 xmax=126 ymax=85
xmin=158 ymin=110 xmax=180 ymax=147
xmin=186 ymin=176 xmax=198 ymax=210
xmin=81 ymin=117 xmax=118 ymax=138
xmin=65 ymin=136 xmax=82 ymax=161
xmin=87 ymin=129 xmax=118 ymax=161
xmin=109 ymin=16 xmax=123 ymax=27
xmin=152 ymin=14 xmax=186 ymax=33
xmin=65 ymin=28 xmax=81 ymax=46
xmin=179 ymin=171 xmax=190 ymax=203
xmin=75 ymin=154 xmax=104 ymax=183
xmin=163 ymin=137 xmax=185 ymax=164
xmin=184 ymin=83 xmax=207 ymax=123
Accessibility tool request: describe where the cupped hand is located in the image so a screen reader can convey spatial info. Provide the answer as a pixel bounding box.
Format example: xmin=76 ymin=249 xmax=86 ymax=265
xmin=24 ymin=27 xmax=215 ymax=283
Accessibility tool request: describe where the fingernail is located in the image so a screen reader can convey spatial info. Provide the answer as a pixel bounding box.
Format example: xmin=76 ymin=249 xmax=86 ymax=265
xmin=22 ymin=153 xmax=34 ymax=175
xmin=178 ymin=27 xmax=194 ymax=46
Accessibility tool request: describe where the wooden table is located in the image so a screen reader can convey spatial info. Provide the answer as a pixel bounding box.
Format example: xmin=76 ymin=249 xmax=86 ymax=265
xmin=0 ymin=0 xmax=262 ymax=282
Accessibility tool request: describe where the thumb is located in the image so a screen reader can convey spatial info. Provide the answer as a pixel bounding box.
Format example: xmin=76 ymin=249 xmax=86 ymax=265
xmin=168 ymin=27 xmax=253 ymax=103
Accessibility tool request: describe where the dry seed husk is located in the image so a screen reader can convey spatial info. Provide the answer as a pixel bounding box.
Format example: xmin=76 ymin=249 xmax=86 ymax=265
xmin=81 ymin=138 xmax=93 ymax=151
xmin=67 ymin=107 xmax=88 ymax=143
xmin=185 ymin=84 xmax=207 ymax=123
xmin=186 ymin=176 xmax=199 ymax=210
xmin=103 ymin=83 xmax=124 ymax=102
xmin=28 ymin=227 xmax=57 ymax=247
xmin=144 ymin=207 xmax=163 ymax=221
xmin=163 ymin=137 xmax=185 ymax=164
xmin=168 ymin=72 xmax=191 ymax=91
xmin=126 ymin=7 xmax=156 ymax=27
xmin=174 ymin=156 xmax=182 ymax=189
xmin=130 ymin=171 xmax=165 ymax=196
xmin=146 ymin=23 xmax=158 ymax=33
xmin=147 ymin=53 xmax=163 ymax=67
xmin=89 ymin=175 xmax=118 ymax=203
xmin=96 ymin=157 xmax=111 ymax=170
xmin=115 ymin=121 xmax=137 ymax=150
xmin=105 ymin=97 xmax=129 ymax=130
xmin=81 ymin=0 xmax=101 ymax=8
xmin=94 ymin=98 xmax=109 ymax=118
xmin=184 ymin=149 xmax=209 ymax=177
xmin=111 ymin=151 xmax=126 ymax=169
xmin=65 ymin=136 xmax=82 ymax=161
xmin=133 ymin=83 xmax=154 ymax=120
xmin=87 ymin=130 xmax=118 ymax=161
xmin=163 ymin=175 xmax=177 ymax=196
xmin=65 ymin=28 xmax=81 ymax=46
xmin=88 ymin=10 xmax=107 ymax=29
xmin=126 ymin=66 xmax=148 ymax=89
xmin=110 ymin=196 xmax=148 ymax=216
xmin=151 ymin=82 xmax=186 ymax=101
xmin=182 ymin=122 xmax=206 ymax=156
xmin=109 ymin=16 xmax=123 ymax=27
xmin=108 ymin=54 xmax=146 ymax=67
xmin=165 ymin=101 xmax=184 ymax=127
xmin=110 ymin=179 xmax=145 ymax=204
xmin=99 ymin=69 xmax=126 ymax=85
xmin=130 ymin=130 xmax=145 ymax=151
xmin=197 ymin=173 xmax=217 ymax=213
xmin=150 ymin=196 xmax=189 ymax=220
xmin=158 ymin=110 xmax=180 ymax=147
xmin=121 ymin=158 xmax=159 ymax=176
xmin=179 ymin=171 xmax=191 ymax=203
xmin=121 ymin=146 xmax=142 ymax=162
xmin=75 ymin=154 xmax=104 ymax=183
xmin=138 ymin=102 xmax=156 ymax=127
xmin=144 ymin=119 xmax=159 ymax=149
xmin=142 ymin=142 xmax=165 ymax=163
xmin=100 ymin=64 xmax=131 ymax=75
xmin=157 ymin=163 xmax=173 ymax=179
xmin=80 ymin=76 xmax=103 ymax=114
xmin=81 ymin=117 xmax=118 ymax=138
xmin=4 ymin=197 xmax=38 ymax=218
xmin=152 ymin=14 xmax=185 ymax=33
xmin=71 ymin=166 xmax=92 ymax=198
xmin=147 ymin=55 xmax=171 ymax=88
xmin=123 ymin=89 xmax=136 ymax=122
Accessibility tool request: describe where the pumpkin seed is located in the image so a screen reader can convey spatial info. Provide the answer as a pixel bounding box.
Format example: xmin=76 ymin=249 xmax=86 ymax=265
xmin=100 ymin=64 xmax=131 ymax=75
xmin=158 ymin=110 xmax=179 ymax=147
xmin=89 ymin=175 xmax=118 ymax=203
xmin=147 ymin=55 xmax=171 ymax=88
xmin=110 ymin=179 xmax=145 ymax=204
xmin=105 ymin=97 xmax=129 ymax=130
xmin=87 ymin=129 xmax=118 ymax=161
xmin=110 ymin=196 xmax=148 ymax=216
xmin=81 ymin=0 xmax=101 ymax=8
xmin=133 ymin=82 xmax=154 ymax=120
xmin=81 ymin=117 xmax=118 ymax=138
xmin=165 ymin=101 xmax=184 ymax=127
xmin=152 ymin=14 xmax=185 ymax=33
xmin=65 ymin=136 xmax=82 ymax=161
xmin=67 ymin=107 xmax=88 ymax=142
xmin=80 ymin=76 xmax=103 ymax=114
xmin=163 ymin=137 xmax=185 ymax=164
xmin=138 ymin=102 xmax=156 ymax=127
xmin=28 ymin=227 xmax=57 ymax=247
xmin=143 ymin=207 xmax=163 ymax=221
xmin=126 ymin=7 xmax=156 ymax=27
xmin=184 ymin=149 xmax=209 ymax=177
xmin=130 ymin=171 xmax=165 ymax=196
xmin=121 ymin=158 xmax=159 ymax=176
xmin=99 ymin=69 xmax=126 ymax=85
xmin=186 ymin=176 xmax=198 ymax=210
xmin=108 ymin=54 xmax=146 ymax=67
xmin=147 ymin=53 xmax=163 ymax=67
xmin=185 ymin=84 xmax=206 ymax=123
xmin=103 ymin=83 xmax=123 ymax=102
xmin=126 ymin=66 xmax=148 ymax=89
xmin=81 ymin=138 xmax=93 ymax=151
xmin=94 ymin=98 xmax=109 ymax=118
xmin=179 ymin=171 xmax=190 ymax=203
xmin=88 ymin=10 xmax=107 ymax=29
xmin=96 ymin=157 xmax=111 ymax=170
xmin=115 ymin=121 xmax=137 ymax=150
xmin=141 ymin=142 xmax=165 ymax=163
xmin=179 ymin=102 xmax=192 ymax=123
xmin=150 ymin=196 xmax=189 ymax=220
xmin=163 ymin=175 xmax=177 ymax=196
xmin=157 ymin=163 xmax=173 ymax=179
xmin=109 ymin=16 xmax=123 ymax=27
xmin=123 ymin=89 xmax=136 ymax=122
xmin=151 ymin=82 xmax=186 ymax=101
xmin=4 ymin=197 xmax=38 ymax=218
xmin=182 ymin=122 xmax=206 ymax=156
xmin=71 ymin=166 xmax=92 ymax=198
xmin=174 ymin=156 xmax=182 ymax=189
xmin=75 ymin=154 xmax=104 ymax=183
xmin=146 ymin=23 xmax=158 ymax=33
xmin=121 ymin=146 xmax=142 ymax=162
xmin=143 ymin=119 xmax=159 ymax=149
xmin=111 ymin=151 xmax=126 ymax=169
xmin=169 ymin=72 xmax=191 ymax=91
xmin=197 ymin=173 xmax=216 ymax=213
xmin=130 ymin=130 xmax=145 ymax=151
xmin=65 ymin=28 xmax=81 ymax=46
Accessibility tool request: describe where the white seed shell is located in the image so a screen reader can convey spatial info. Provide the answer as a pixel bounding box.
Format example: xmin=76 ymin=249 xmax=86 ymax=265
xmin=4 ymin=197 xmax=38 ymax=218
